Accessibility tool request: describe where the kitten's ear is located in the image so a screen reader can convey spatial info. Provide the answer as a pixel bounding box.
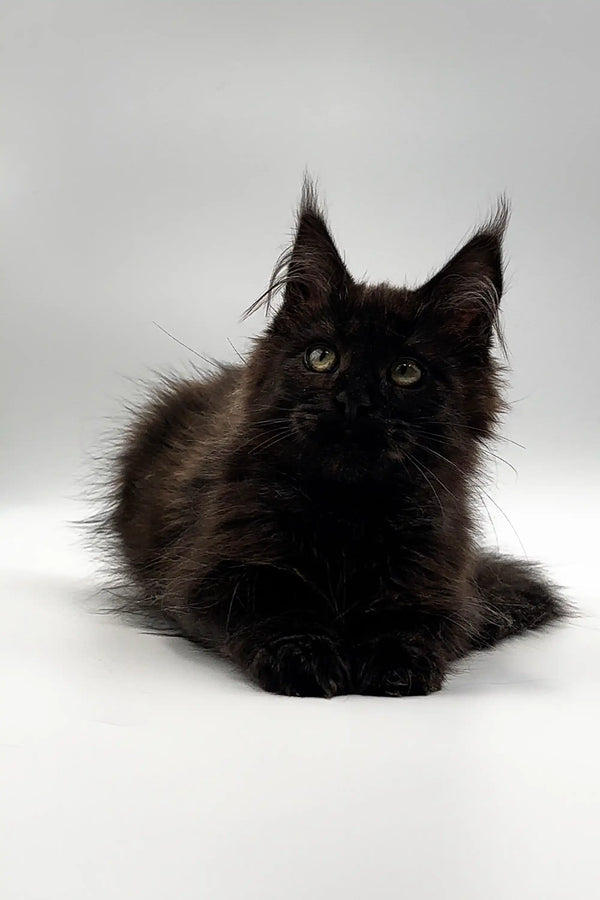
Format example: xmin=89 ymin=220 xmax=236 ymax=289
xmin=244 ymin=177 xmax=351 ymax=318
xmin=282 ymin=178 xmax=351 ymax=307
xmin=419 ymin=200 xmax=509 ymax=347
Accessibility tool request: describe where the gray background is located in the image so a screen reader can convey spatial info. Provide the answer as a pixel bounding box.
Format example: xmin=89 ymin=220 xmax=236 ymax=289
xmin=2 ymin=4 xmax=599 ymax=900
xmin=2 ymin=0 xmax=598 ymax=505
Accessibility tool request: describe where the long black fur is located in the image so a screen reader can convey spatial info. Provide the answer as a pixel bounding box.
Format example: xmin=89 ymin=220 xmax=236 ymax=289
xmin=101 ymin=179 xmax=568 ymax=697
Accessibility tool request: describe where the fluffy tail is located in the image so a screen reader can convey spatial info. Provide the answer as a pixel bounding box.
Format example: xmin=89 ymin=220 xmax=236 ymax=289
xmin=471 ymin=551 xmax=570 ymax=650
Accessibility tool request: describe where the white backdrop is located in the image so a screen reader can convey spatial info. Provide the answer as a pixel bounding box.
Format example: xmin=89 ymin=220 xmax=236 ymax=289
xmin=1 ymin=3 xmax=599 ymax=899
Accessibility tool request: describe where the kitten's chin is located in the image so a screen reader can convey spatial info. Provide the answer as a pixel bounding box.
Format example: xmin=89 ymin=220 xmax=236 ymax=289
xmin=300 ymin=439 xmax=393 ymax=482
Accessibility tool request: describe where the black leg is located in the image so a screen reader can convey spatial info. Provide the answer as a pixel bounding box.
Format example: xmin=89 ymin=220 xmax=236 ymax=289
xmin=199 ymin=565 xmax=350 ymax=697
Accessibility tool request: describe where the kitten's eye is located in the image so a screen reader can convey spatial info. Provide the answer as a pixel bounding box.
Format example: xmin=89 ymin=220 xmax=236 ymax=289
xmin=390 ymin=359 xmax=423 ymax=387
xmin=304 ymin=344 xmax=338 ymax=373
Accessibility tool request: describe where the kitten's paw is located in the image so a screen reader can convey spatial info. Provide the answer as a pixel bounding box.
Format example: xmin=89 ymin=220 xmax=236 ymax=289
xmin=353 ymin=640 xmax=444 ymax=697
xmin=248 ymin=634 xmax=350 ymax=698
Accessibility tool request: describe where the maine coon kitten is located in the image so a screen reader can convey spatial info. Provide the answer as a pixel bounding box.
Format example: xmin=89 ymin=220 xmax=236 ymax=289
xmin=107 ymin=180 xmax=566 ymax=697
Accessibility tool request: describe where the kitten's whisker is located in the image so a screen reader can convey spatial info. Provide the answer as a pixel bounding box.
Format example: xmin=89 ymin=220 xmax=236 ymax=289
xmin=243 ymin=423 xmax=294 ymax=452
xmin=412 ymin=415 xmax=525 ymax=448
xmin=418 ymin=443 xmax=527 ymax=557
xmin=250 ymin=417 xmax=290 ymax=426
xmin=153 ymin=321 xmax=217 ymax=368
xmin=248 ymin=428 xmax=295 ymax=455
xmin=413 ymin=427 xmax=519 ymax=479
xmin=226 ymin=337 xmax=247 ymax=364
xmin=404 ymin=451 xmax=445 ymax=517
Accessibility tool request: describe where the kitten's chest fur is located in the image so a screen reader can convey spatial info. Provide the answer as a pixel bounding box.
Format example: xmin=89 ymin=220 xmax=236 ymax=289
xmin=266 ymin=474 xmax=443 ymax=613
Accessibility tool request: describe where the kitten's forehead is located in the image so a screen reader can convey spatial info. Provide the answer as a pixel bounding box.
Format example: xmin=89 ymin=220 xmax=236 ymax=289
xmin=328 ymin=282 xmax=421 ymax=339
xmin=274 ymin=280 xmax=437 ymax=352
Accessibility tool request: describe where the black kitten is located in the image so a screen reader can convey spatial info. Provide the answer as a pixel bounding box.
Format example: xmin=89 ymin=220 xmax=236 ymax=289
xmin=106 ymin=179 xmax=566 ymax=697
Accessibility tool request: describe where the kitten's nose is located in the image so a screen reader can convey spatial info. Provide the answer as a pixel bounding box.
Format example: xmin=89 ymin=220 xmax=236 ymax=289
xmin=334 ymin=388 xmax=372 ymax=421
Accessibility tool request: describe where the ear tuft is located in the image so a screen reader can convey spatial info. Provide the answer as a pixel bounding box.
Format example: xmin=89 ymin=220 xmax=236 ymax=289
xmin=244 ymin=174 xmax=351 ymax=319
xmin=419 ymin=197 xmax=510 ymax=350
xmin=298 ymin=171 xmax=322 ymax=221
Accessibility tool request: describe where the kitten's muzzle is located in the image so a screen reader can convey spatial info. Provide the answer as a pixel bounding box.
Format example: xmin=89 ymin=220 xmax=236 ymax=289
xmin=334 ymin=388 xmax=372 ymax=423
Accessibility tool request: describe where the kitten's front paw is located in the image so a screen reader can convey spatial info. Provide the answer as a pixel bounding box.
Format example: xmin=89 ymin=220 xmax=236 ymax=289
xmin=353 ymin=639 xmax=444 ymax=697
xmin=248 ymin=634 xmax=350 ymax=698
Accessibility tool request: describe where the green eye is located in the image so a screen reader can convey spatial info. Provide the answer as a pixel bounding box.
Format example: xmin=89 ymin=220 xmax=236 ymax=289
xmin=304 ymin=344 xmax=338 ymax=373
xmin=390 ymin=359 xmax=423 ymax=387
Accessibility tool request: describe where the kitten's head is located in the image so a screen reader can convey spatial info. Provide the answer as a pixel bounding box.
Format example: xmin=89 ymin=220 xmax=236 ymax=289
xmin=242 ymin=180 xmax=507 ymax=482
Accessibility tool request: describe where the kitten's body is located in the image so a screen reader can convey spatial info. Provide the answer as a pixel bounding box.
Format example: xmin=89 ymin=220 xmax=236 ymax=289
xmin=107 ymin=183 xmax=566 ymax=696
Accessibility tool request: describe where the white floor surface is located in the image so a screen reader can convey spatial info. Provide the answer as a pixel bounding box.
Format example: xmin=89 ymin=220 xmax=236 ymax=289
xmin=1 ymin=500 xmax=598 ymax=900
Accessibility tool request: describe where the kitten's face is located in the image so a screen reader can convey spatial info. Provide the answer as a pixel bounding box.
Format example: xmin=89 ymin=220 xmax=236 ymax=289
xmin=289 ymin=301 xmax=424 ymax=468
xmin=250 ymin=288 xmax=496 ymax=480
xmin=244 ymin=184 xmax=506 ymax=481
